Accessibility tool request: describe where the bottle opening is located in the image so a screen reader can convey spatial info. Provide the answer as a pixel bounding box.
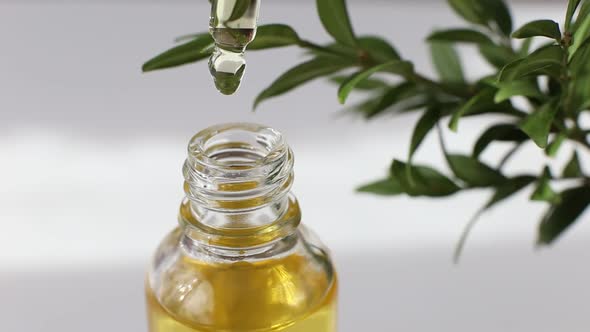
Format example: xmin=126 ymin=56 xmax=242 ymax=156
xmin=183 ymin=123 xmax=294 ymax=208
xmin=180 ymin=123 xmax=300 ymax=248
xmin=189 ymin=123 xmax=287 ymax=169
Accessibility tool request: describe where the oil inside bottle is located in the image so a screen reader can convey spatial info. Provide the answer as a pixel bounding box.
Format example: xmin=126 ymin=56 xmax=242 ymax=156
xmin=208 ymin=0 xmax=260 ymax=95
xmin=146 ymin=228 xmax=338 ymax=332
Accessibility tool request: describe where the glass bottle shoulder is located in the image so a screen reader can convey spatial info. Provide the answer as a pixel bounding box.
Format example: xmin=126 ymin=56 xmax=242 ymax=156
xmin=147 ymin=226 xmax=336 ymax=331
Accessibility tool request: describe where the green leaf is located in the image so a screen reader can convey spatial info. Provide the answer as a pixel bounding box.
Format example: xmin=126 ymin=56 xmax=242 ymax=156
xmin=519 ymin=38 xmax=534 ymax=56
xmin=531 ymin=167 xmax=561 ymax=204
xmin=573 ymin=0 xmax=590 ymax=32
xmin=427 ymin=29 xmax=494 ymax=44
xmin=447 ymin=0 xmax=486 ymax=25
xmin=497 ymin=58 xmax=525 ymax=82
xmin=512 ymin=20 xmax=562 ymax=40
xmin=316 ymin=36 xmax=400 ymax=62
xmin=472 ymin=123 xmax=528 ymax=158
xmin=546 ymin=133 xmax=566 ymax=157
xmin=447 ymin=154 xmax=507 ymax=187
xmin=338 ymin=60 xmax=414 ymax=104
xmin=566 ymin=0 xmax=582 ymax=31
xmin=316 ymin=0 xmax=357 ymax=47
xmin=330 ymin=76 xmax=388 ymax=90
xmin=563 ymin=151 xmax=584 ymax=178
xmin=569 ymin=9 xmax=590 ymax=57
xmin=569 ymin=35 xmax=590 ymax=68
xmin=357 ymin=177 xmax=403 ymax=196
xmin=479 ymin=44 xmax=515 ymax=68
xmin=484 ymin=0 xmax=513 ymax=36
xmin=454 ymin=175 xmax=534 ymax=262
xmin=498 ymin=45 xmax=564 ymax=82
xmin=228 ymin=0 xmax=252 ymax=22
xmin=449 ymin=89 xmax=496 ymax=132
xmin=519 ymin=102 xmax=559 ymax=148
xmin=254 ymin=57 xmax=353 ymax=109
xmin=357 ymin=83 xmax=421 ymax=118
xmin=494 ymin=80 xmax=543 ymax=102
xmin=142 ymin=34 xmax=214 ymax=72
xmin=358 ymin=36 xmax=401 ymax=62
xmin=538 ymin=186 xmax=590 ymax=245
xmin=488 ymin=175 xmax=536 ymax=208
xmin=430 ymin=42 xmax=465 ymax=84
xmin=247 ymin=24 xmax=301 ymax=50
xmin=391 ymin=160 xmax=460 ymax=197
xmin=407 ymin=108 xmax=440 ymax=182
xmin=447 ymin=0 xmax=512 ymax=36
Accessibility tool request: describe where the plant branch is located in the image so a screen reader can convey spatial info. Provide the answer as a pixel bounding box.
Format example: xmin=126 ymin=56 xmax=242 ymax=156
xmin=297 ymin=39 xmax=352 ymax=59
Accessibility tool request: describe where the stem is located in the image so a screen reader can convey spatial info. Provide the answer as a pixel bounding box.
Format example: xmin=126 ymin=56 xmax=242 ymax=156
xmin=297 ymin=39 xmax=352 ymax=59
xmin=411 ymin=73 xmax=473 ymax=99
xmin=560 ymin=32 xmax=573 ymax=117
xmin=498 ymin=143 xmax=523 ymax=170
xmin=297 ymin=38 xmax=473 ymax=100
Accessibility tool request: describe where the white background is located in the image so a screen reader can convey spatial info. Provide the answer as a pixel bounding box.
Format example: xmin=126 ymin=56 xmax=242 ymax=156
xmin=2 ymin=1 xmax=590 ymax=331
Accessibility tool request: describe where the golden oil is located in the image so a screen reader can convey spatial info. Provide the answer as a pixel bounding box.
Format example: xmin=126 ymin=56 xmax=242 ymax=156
xmin=146 ymin=248 xmax=337 ymax=332
xmin=145 ymin=124 xmax=338 ymax=332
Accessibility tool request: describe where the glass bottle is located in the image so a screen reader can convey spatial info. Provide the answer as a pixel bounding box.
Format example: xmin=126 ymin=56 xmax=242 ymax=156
xmin=145 ymin=123 xmax=338 ymax=332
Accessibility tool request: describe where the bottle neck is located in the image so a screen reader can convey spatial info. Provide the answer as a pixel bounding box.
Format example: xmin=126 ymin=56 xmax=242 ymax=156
xmin=178 ymin=123 xmax=300 ymax=250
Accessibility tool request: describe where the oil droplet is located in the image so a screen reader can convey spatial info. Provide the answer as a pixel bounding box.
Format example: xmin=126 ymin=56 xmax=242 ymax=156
xmin=208 ymin=0 xmax=260 ymax=95
xmin=209 ymin=47 xmax=246 ymax=95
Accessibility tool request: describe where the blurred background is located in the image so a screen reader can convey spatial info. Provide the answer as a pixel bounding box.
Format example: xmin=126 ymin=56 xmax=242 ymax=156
xmin=2 ymin=0 xmax=590 ymax=331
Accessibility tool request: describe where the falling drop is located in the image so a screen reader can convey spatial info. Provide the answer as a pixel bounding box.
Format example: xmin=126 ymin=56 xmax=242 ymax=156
xmin=208 ymin=0 xmax=260 ymax=95
xmin=209 ymin=48 xmax=246 ymax=95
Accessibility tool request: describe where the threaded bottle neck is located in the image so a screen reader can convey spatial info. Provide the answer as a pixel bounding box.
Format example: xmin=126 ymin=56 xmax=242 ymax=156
xmin=180 ymin=123 xmax=300 ymax=249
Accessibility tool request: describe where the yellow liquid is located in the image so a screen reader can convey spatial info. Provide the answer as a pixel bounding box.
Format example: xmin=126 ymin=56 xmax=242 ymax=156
xmin=146 ymin=254 xmax=337 ymax=332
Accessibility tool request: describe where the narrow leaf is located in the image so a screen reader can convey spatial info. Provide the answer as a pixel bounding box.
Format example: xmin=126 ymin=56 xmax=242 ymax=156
xmin=449 ymin=89 xmax=496 ymax=132
xmin=338 ymin=60 xmax=413 ymax=104
xmin=472 ymin=123 xmax=528 ymax=158
xmin=391 ymin=160 xmax=460 ymax=197
xmin=228 ymin=0 xmax=252 ymax=22
xmin=498 ymin=45 xmax=564 ymax=82
xmin=497 ymin=58 xmax=525 ymax=82
xmin=447 ymin=154 xmax=507 ymax=187
xmin=563 ymin=151 xmax=584 ymax=178
xmin=512 ymin=20 xmax=562 ymax=40
xmin=330 ymin=76 xmax=388 ymax=90
xmin=142 ymin=34 xmax=214 ymax=72
xmin=316 ymin=0 xmax=357 ymax=47
xmin=357 ymin=178 xmax=403 ymax=196
xmin=538 ymin=187 xmax=590 ymax=245
xmin=566 ymin=0 xmax=582 ymax=31
xmin=358 ymin=83 xmax=421 ymax=118
xmin=428 ymin=28 xmax=494 ymax=44
xmin=409 ymin=108 xmax=440 ymax=161
xmin=494 ymin=80 xmax=543 ymax=103
xmin=519 ymin=102 xmax=559 ymax=148
xmin=546 ymin=133 xmax=566 ymax=157
xmin=407 ymin=108 xmax=440 ymax=182
xmin=254 ymin=57 xmax=353 ymax=109
xmin=447 ymin=0 xmax=486 ymax=25
xmin=569 ymin=9 xmax=590 ymax=57
xmin=531 ymin=167 xmax=561 ymax=204
xmin=358 ymin=36 xmax=401 ymax=62
xmin=479 ymin=44 xmax=515 ymax=68
xmin=430 ymin=42 xmax=465 ymax=84
xmin=315 ymin=36 xmax=400 ymax=61
xmin=573 ymin=1 xmax=590 ymax=32
xmin=484 ymin=0 xmax=513 ymax=36
xmin=247 ymin=24 xmax=301 ymax=50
